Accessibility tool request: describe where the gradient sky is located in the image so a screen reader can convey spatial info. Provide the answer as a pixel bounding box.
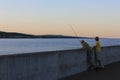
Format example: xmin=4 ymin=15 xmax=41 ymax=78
xmin=0 ymin=0 xmax=120 ymax=38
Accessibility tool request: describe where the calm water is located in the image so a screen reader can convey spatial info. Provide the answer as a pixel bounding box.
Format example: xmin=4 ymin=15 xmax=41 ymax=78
xmin=0 ymin=38 xmax=120 ymax=55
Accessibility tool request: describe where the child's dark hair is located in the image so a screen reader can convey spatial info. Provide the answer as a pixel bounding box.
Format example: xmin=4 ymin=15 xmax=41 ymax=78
xmin=95 ymin=37 xmax=99 ymax=41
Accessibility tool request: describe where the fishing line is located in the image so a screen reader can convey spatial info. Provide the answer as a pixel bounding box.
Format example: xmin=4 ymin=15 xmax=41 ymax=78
xmin=68 ymin=24 xmax=81 ymax=46
xmin=69 ymin=25 xmax=79 ymax=38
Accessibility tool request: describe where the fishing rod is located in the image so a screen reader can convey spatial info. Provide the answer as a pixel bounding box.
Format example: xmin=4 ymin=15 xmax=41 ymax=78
xmin=69 ymin=25 xmax=81 ymax=45
xmin=69 ymin=25 xmax=79 ymax=38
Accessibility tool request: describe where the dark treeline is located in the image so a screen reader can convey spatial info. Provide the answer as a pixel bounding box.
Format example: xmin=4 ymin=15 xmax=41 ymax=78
xmin=0 ymin=31 xmax=90 ymax=39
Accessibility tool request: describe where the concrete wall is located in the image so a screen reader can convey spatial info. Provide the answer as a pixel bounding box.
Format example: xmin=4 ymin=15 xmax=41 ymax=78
xmin=0 ymin=46 xmax=120 ymax=80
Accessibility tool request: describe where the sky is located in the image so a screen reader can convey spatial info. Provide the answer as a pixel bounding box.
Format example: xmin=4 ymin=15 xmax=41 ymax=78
xmin=0 ymin=0 xmax=120 ymax=38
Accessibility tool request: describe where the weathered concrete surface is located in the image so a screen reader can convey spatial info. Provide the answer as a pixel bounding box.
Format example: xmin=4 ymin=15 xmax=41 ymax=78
xmin=0 ymin=52 xmax=59 ymax=80
xmin=0 ymin=45 xmax=120 ymax=80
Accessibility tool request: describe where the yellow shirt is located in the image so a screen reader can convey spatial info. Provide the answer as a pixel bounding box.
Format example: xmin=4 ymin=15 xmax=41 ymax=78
xmin=94 ymin=41 xmax=101 ymax=52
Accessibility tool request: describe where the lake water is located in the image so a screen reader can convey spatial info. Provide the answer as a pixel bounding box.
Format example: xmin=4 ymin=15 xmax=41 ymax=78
xmin=0 ymin=38 xmax=120 ymax=55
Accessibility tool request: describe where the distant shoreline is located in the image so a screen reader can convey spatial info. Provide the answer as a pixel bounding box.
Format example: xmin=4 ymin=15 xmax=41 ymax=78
xmin=0 ymin=31 xmax=91 ymax=39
